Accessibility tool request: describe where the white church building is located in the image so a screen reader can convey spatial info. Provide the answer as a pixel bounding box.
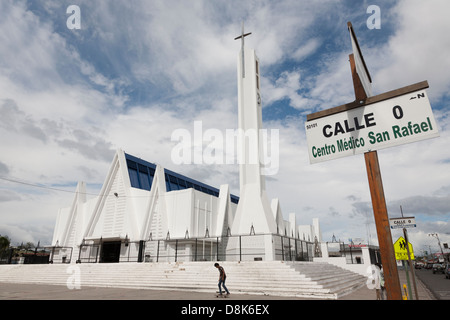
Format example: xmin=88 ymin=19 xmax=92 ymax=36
xmin=50 ymin=27 xmax=322 ymax=264
xmin=51 ymin=149 xmax=321 ymax=263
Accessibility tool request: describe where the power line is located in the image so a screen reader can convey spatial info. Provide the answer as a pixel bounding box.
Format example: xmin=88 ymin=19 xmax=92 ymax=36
xmin=0 ymin=176 xmax=102 ymax=196
xmin=0 ymin=176 xmax=159 ymax=199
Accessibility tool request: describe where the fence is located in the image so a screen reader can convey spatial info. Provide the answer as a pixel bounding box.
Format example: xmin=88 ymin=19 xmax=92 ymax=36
xmin=324 ymin=242 xmax=381 ymax=265
xmin=0 ymin=246 xmax=56 ymax=264
xmin=2 ymin=239 xmax=379 ymax=265
xmin=77 ymin=234 xmax=315 ymax=264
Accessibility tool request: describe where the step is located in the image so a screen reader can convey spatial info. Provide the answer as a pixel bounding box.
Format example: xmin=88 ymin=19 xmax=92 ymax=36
xmin=0 ymin=261 xmax=366 ymax=299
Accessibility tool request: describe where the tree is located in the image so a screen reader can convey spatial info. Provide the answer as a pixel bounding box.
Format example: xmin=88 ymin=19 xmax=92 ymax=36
xmin=0 ymin=235 xmax=11 ymax=251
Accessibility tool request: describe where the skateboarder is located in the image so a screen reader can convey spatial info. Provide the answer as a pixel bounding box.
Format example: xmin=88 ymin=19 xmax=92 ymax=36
xmin=214 ymin=263 xmax=230 ymax=296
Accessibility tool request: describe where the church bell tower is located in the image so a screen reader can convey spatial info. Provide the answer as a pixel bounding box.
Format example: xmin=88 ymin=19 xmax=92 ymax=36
xmin=228 ymin=24 xmax=277 ymax=256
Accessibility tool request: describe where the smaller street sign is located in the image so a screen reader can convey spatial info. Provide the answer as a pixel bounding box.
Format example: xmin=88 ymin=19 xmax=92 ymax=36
xmin=389 ymin=217 xmax=416 ymax=229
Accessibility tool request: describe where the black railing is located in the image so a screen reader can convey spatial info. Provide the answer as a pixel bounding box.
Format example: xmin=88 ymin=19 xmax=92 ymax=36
xmin=76 ymin=234 xmax=314 ymax=263
xmin=0 ymin=246 xmax=60 ymax=264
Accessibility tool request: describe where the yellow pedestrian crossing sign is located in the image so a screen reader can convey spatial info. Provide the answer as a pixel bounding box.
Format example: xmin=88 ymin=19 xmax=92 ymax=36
xmin=394 ymin=237 xmax=414 ymax=260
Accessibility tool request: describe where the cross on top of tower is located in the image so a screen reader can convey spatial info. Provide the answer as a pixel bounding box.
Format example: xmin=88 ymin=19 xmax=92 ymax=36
xmin=234 ymin=22 xmax=252 ymax=78
xmin=234 ymin=22 xmax=252 ymax=49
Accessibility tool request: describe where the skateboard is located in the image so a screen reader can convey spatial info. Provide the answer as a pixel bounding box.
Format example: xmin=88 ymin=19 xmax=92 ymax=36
xmin=215 ymin=292 xmax=229 ymax=298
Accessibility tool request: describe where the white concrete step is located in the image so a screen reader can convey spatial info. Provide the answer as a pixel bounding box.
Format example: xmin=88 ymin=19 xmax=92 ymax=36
xmin=0 ymin=261 xmax=366 ymax=299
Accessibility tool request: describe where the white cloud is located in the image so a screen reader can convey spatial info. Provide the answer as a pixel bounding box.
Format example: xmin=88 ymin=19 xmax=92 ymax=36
xmin=373 ymin=0 xmax=450 ymax=99
xmin=262 ymin=70 xmax=308 ymax=109
xmin=292 ymin=38 xmax=322 ymax=61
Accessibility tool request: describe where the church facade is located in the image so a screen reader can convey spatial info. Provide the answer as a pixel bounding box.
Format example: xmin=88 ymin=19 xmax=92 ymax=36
xmin=52 ymin=149 xmax=239 ymax=263
xmin=51 ymin=149 xmax=321 ymax=263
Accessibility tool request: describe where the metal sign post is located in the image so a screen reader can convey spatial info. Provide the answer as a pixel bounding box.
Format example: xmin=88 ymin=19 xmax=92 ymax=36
xmin=400 ymin=206 xmax=419 ymax=300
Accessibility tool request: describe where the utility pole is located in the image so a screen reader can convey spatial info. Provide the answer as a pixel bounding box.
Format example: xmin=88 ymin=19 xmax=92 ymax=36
xmin=428 ymin=233 xmax=447 ymax=262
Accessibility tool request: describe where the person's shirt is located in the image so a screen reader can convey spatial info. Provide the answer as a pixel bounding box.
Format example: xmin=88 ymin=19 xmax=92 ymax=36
xmin=218 ymin=266 xmax=226 ymax=280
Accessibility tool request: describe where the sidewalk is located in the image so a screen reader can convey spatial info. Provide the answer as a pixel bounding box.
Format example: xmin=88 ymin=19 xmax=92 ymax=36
xmin=342 ymin=269 xmax=435 ymax=300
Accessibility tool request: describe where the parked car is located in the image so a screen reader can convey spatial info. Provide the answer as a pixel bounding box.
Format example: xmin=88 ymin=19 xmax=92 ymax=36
xmin=432 ymin=263 xmax=445 ymax=274
xmin=445 ymin=263 xmax=450 ymax=279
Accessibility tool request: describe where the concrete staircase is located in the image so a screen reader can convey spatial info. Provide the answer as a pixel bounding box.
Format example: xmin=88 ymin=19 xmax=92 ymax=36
xmin=0 ymin=261 xmax=367 ymax=299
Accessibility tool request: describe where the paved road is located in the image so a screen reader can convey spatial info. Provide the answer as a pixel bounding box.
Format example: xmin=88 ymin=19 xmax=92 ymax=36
xmin=415 ymin=267 xmax=450 ymax=300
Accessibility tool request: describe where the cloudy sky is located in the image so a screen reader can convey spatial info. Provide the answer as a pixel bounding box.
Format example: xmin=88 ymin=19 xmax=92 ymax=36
xmin=0 ymin=0 xmax=449 ymax=256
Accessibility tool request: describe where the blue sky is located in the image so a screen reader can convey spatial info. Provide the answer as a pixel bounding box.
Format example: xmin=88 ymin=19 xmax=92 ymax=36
xmin=0 ymin=0 xmax=449 ymax=256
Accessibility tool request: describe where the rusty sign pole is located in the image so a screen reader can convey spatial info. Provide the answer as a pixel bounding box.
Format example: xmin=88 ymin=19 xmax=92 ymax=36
xmin=364 ymin=151 xmax=402 ymax=300
xmin=349 ymin=51 xmax=402 ymax=300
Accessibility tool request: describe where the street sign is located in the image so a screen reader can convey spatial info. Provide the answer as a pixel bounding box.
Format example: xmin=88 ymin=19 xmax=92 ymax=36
xmin=394 ymin=236 xmax=415 ymax=260
xmin=305 ymin=82 xmax=439 ymax=164
xmin=389 ymin=217 xmax=416 ymax=229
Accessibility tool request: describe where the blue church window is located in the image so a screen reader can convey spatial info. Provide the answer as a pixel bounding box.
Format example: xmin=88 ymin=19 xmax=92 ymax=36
xmin=178 ymin=179 xmax=186 ymax=188
xmin=126 ymin=160 xmax=140 ymax=189
xmin=125 ymin=153 xmax=239 ymax=204
xmin=139 ymin=171 xmax=150 ymax=190
xmin=168 ymin=175 xmax=179 ymax=191
xmin=164 ymin=174 xmax=171 ymax=192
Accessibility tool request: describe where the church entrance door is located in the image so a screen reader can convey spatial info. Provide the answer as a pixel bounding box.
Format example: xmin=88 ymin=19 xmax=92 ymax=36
xmin=101 ymin=241 xmax=121 ymax=263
